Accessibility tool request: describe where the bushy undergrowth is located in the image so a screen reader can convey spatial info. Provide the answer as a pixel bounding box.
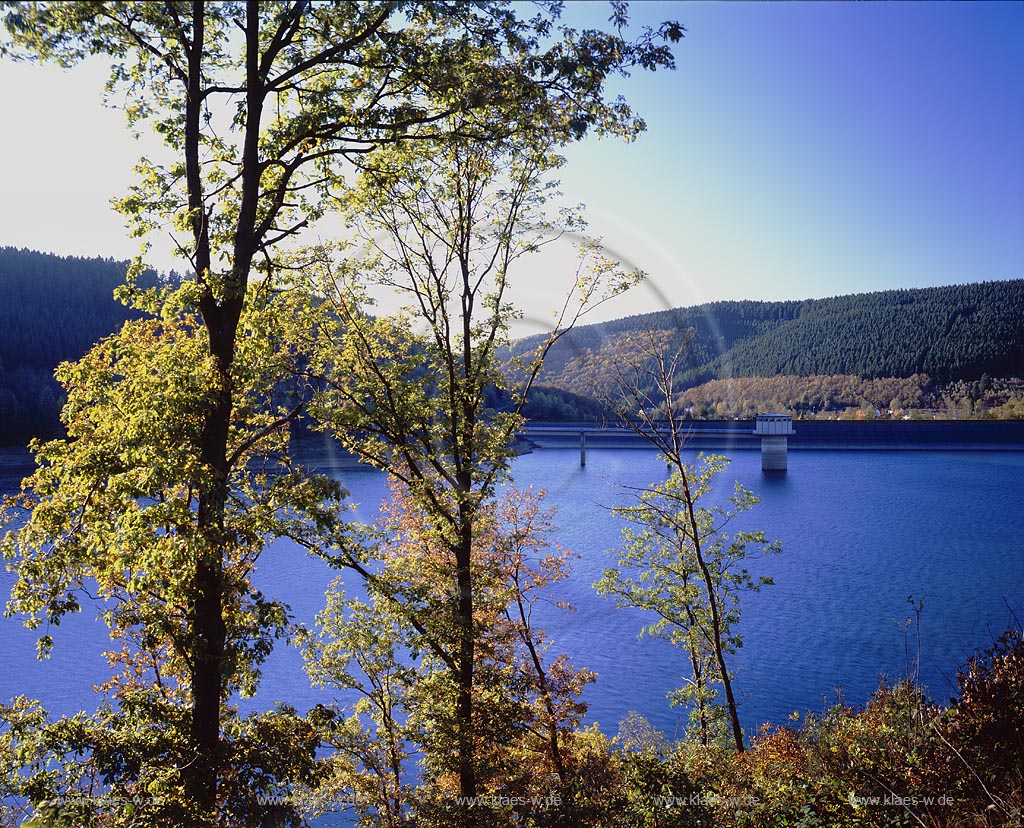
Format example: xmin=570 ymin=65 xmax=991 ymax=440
xmin=4 ymin=631 xmax=1020 ymax=828
xmin=497 ymin=627 xmax=1023 ymax=828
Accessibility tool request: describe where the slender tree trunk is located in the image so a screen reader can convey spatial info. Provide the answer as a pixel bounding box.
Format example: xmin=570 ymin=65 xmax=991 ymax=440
xmin=714 ymin=637 xmax=744 ymax=753
xmin=455 ymin=286 xmax=479 ymax=822
xmin=680 ymin=471 xmax=745 ymax=753
xmin=514 ymin=587 xmax=567 ymax=782
xmin=455 ymin=509 xmax=477 ymax=825
xmin=385 ymin=712 xmax=404 ymax=828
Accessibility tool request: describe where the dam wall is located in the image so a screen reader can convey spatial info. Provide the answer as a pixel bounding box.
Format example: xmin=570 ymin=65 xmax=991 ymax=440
xmin=520 ymin=420 xmax=1024 ymax=452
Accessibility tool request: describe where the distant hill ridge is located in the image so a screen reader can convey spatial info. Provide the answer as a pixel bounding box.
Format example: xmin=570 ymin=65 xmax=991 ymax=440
xmin=2 ymin=247 xmax=1022 ymax=444
xmin=510 ymin=280 xmax=1024 ymax=399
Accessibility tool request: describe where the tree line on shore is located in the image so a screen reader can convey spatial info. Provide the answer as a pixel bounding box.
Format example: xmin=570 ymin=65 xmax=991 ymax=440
xmin=5 ymin=252 xmax=1022 ymax=445
xmin=676 ymin=372 xmax=1024 ymax=421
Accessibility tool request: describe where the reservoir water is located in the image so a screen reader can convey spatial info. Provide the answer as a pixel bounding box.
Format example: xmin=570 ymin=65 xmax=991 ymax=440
xmin=1 ymin=440 xmax=1023 ymax=742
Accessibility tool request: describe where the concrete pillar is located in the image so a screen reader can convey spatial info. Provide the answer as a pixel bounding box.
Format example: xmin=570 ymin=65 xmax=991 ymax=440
xmin=753 ymin=414 xmax=795 ymax=471
xmin=580 ymin=431 xmax=586 ymax=467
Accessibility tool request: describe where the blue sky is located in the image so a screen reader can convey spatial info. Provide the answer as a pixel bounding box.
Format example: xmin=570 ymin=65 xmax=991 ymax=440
xmin=557 ymin=1 xmax=1024 ymax=315
xmin=0 ymin=2 xmax=1021 ymax=323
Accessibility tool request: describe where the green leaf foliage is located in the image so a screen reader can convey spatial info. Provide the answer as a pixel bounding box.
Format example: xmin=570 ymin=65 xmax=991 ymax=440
xmin=1 ymin=2 xmax=682 ymax=823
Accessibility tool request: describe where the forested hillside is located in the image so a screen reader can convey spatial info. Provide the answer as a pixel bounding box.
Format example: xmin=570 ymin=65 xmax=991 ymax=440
xmin=514 ymin=298 xmax=804 ymax=387
xmin=0 ymin=248 xmax=153 ymax=444
xmin=509 ymin=280 xmax=1024 ymax=416
xmin=706 ymin=281 xmax=1024 ymax=382
xmin=0 ymin=248 xmax=595 ymax=443
xmin=4 ymin=251 xmax=1023 ymax=442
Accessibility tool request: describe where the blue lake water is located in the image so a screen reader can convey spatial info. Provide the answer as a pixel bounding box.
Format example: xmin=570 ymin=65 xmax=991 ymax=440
xmin=2 ymin=440 xmax=1023 ymax=743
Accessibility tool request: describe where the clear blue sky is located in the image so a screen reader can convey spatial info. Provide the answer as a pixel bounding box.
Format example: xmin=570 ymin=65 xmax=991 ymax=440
xmin=557 ymin=1 xmax=1024 ymax=315
xmin=0 ymin=1 xmax=1021 ymax=322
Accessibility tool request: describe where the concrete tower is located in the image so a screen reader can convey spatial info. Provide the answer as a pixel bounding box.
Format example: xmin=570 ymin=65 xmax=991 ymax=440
xmin=754 ymin=414 xmax=795 ymax=471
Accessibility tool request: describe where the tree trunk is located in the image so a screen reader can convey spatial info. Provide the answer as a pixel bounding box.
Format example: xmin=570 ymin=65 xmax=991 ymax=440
xmin=190 ymin=477 xmax=227 ymax=812
xmin=190 ymin=303 xmax=243 ymax=814
xmin=697 ymin=549 xmax=744 ymax=752
xmin=694 ymin=547 xmax=743 ymax=751
xmin=716 ymin=636 xmax=745 ymax=753
xmin=455 ymin=509 xmax=477 ymax=825
xmin=183 ymin=0 xmax=265 ymax=815
xmin=681 ymin=471 xmax=745 ymax=753
xmin=515 ymin=586 xmax=567 ymax=782
xmin=181 ymin=1 xmax=224 ymax=815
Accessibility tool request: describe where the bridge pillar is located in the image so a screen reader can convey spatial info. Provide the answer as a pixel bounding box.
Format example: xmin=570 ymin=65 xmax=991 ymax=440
xmin=580 ymin=431 xmax=586 ymax=467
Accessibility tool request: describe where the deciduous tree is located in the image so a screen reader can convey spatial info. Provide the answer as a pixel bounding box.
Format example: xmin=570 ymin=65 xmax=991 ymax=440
xmin=297 ymin=121 xmax=643 ymax=822
xmin=1 ymin=2 xmax=682 ymax=822
xmin=303 ymin=482 xmax=591 ymax=827
xmin=596 ymin=331 xmax=779 ymax=752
